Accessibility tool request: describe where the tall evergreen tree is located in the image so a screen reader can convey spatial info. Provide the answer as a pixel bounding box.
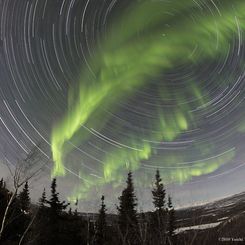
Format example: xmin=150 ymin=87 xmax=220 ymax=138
xmin=46 ymin=178 xmax=69 ymax=216
xmin=95 ymin=195 xmax=107 ymax=245
xmin=18 ymin=181 xmax=30 ymax=213
xmin=32 ymin=188 xmax=51 ymax=245
xmin=167 ymin=195 xmax=176 ymax=244
xmin=0 ymin=180 xmax=16 ymax=243
xmin=117 ymin=172 xmax=138 ymax=244
xmin=0 ymin=178 xmax=5 ymax=190
xmin=39 ymin=188 xmax=46 ymax=210
xmin=45 ymin=178 xmax=69 ymax=245
xmin=0 ymin=179 xmax=8 ymax=225
xmin=13 ymin=182 xmax=32 ymax=243
xmin=152 ymin=170 xmax=166 ymax=210
xmin=7 ymin=182 xmax=32 ymax=243
xmin=151 ymin=170 xmax=167 ymax=245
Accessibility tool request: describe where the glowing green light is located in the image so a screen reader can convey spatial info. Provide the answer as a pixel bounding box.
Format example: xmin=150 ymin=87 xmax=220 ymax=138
xmin=50 ymin=0 xmax=245 ymax=199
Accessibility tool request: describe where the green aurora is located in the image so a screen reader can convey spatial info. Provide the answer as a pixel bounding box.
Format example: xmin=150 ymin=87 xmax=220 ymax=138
xmin=50 ymin=0 xmax=245 ymax=200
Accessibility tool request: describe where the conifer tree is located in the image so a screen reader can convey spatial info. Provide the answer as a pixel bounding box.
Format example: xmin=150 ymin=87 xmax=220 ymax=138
xmin=0 ymin=178 xmax=5 ymax=189
xmin=151 ymin=170 xmax=167 ymax=244
xmin=95 ymin=195 xmax=107 ymax=245
xmin=167 ymin=196 xmax=175 ymax=241
xmin=39 ymin=188 xmax=46 ymax=210
xmin=45 ymin=178 xmax=69 ymax=245
xmin=9 ymin=182 xmax=32 ymax=243
xmin=46 ymin=178 xmax=69 ymax=216
xmin=0 ymin=178 xmax=7 ymax=217
xmin=18 ymin=181 xmax=30 ymax=213
xmin=117 ymin=172 xmax=138 ymax=244
xmin=152 ymin=170 xmax=166 ymax=210
xmin=33 ymin=188 xmax=48 ymax=245
xmin=0 ymin=179 xmax=8 ymax=224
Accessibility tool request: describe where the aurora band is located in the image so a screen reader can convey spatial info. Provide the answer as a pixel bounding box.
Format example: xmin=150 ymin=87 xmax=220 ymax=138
xmin=51 ymin=0 xmax=245 ymax=199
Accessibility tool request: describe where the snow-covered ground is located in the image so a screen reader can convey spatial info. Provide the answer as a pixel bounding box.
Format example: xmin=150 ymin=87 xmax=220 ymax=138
xmin=217 ymin=216 xmax=228 ymax=221
xmin=175 ymin=222 xmax=221 ymax=234
xmin=175 ymin=191 xmax=245 ymax=229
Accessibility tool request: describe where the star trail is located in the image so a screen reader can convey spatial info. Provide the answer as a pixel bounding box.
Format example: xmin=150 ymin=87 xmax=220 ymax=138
xmin=0 ymin=0 xmax=244 ymax=210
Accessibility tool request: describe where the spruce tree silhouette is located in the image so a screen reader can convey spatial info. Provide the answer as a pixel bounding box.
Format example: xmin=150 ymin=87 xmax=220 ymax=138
xmin=152 ymin=170 xmax=166 ymax=210
xmin=167 ymin=195 xmax=176 ymax=245
xmin=47 ymin=178 xmax=69 ymax=216
xmin=18 ymin=182 xmax=30 ymax=213
xmin=46 ymin=178 xmax=69 ymax=245
xmin=39 ymin=188 xmax=46 ymax=210
xmin=151 ymin=169 xmax=167 ymax=245
xmin=95 ymin=195 xmax=107 ymax=245
xmin=117 ymin=172 xmax=138 ymax=244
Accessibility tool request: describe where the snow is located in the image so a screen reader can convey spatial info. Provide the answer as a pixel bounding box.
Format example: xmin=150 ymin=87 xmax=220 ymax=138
xmin=217 ymin=217 xmax=228 ymax=221
xmin=175 ymin=222 xmax=221 ymax=234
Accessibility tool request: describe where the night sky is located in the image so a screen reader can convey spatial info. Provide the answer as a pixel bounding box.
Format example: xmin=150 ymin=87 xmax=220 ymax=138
xmin=0 ymin=0 xmax=244 ymax=212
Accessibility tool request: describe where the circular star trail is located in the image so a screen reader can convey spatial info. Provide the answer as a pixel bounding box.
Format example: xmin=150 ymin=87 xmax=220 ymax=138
xmin=0 ymin=0 xmax=244 ymax=210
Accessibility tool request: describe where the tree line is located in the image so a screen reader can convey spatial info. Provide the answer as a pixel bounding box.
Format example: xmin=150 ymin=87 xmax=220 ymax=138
xmin=0 ymin=170 xmax=176 ymax=245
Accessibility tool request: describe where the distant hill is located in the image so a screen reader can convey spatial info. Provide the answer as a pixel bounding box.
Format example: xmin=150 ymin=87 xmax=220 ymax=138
xmin=176 ymin=191 xmax=245 ymax=228
xmin=77 ymin=191 xmax=245 ymax=243
xmin=174 ymin=192 xmax=245 ymax=244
